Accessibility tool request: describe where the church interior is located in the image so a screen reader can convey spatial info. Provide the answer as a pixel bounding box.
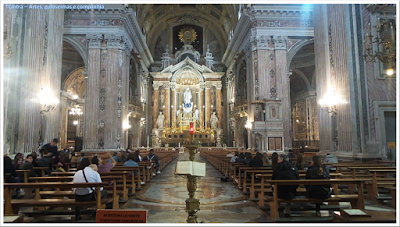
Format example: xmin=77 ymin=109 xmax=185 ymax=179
xmin=2 ymin=3 xmax=398 ymax=224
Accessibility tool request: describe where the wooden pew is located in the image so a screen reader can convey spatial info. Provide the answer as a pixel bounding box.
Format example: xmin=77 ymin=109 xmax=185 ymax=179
xmin=263 ymin=179 xmax=365 ymax=219
xmin=365 ymin=169 xmax=396 ymax=204
xmin=29 ymin=176 xmax=122 ymax=209
xmin=4 ymin=182 xmax=113 ymax=215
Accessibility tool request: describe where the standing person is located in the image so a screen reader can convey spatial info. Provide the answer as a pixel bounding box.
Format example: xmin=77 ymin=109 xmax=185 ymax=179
xmin=73 ymin=158 xmax=108 ymax=221
xmin=143 ymin=149 xmax=160 ymax=175
xmin=40 ymin=138 xmax=62 ymax=167
xmin=37 ymin=149 xmax=53 ymax=176
xmin=18 ymin=154 xmax=37 ymax=180
xmin=306 ymin=156 xmax=332 ymax=216
xmin=272 ymin=153 xmax=300 ymax=217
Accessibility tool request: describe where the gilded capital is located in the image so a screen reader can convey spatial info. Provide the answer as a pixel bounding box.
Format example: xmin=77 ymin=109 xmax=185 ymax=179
xmin=153 ymin=83 xmax=161 ymax=90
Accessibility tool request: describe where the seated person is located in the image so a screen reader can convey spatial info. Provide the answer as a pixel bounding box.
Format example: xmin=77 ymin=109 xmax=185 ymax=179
xmin=134 ymin=150 xmax=142 ymax=162
xmin=295 ymin=153 xmax=309 ymax=170
xmin=262 ymin=153 xmax=272 ymax=167
xmin=123 ymin=153 xmax=139 ymax=176
xmin=143 ymin=149 xmax=160 ymax=174
xmin=305 ymin=156 xmax=331 ymax=199
xmin=36 ymin=149 xmax=53 ymax=176
xmin=18 ymin=154 xmax=37 ymax=181
xmin=248 ymin=152 xmax=264 ymax=167
xmin=226 ymin=151 xmax=234 ymax=157
xmin=73 ymin=158 xmax=108 ymax=221
xmin=108 ymin=152 xmax=118 ymax=163
xmin=117 ymin=151 xmax=127 ymax=163
xmin=272 ymin=154 xmax=300 ymax=217
xmin=91 ymin=151 xmax=116 ymax=172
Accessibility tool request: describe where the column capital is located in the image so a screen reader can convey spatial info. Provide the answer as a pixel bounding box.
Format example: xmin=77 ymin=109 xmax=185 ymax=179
xmin=170 ymin=83 xmax=177 ymax=91
xmin=205 ymin=82 xmax=213 ymax=89
xmin=86 ymin=34 xmax=103 ymax=48
xmin=199 ymin=82 xmax=206 ymax=90
xmin=272 ymin=35 xmax=288 ymax=50
xmin=104 ymin=33 xmax=124 ymax=49
xmin=251 ymin=34 xmax=271 ymax=50
xmin=162 ymin=83 xmax=171 ymax=90
xmin=214 ymin=82 xmax=222 ymax=90
xmin=153 ymin=82 xmax=162 ymax=90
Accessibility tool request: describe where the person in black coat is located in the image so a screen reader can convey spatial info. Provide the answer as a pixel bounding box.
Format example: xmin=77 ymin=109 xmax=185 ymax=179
xmin=40 ymin=138 xmax=62 ymax=167
xmin=37 ymin=149 xmax=53 ymax=176
xmin=272 ymin=153 xmax=300 ymax=216
xmin=305 ymin=156 xmax=331 ymax=199
xmin=248 ymin=152 xmax=264 ymax=167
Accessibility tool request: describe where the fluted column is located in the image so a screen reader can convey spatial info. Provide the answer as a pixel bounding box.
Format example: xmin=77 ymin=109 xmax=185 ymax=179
xmin=205 ymin=83 xmax=212 ymax=128
xmin=164 ymin=85 xmax=170 ymax=128
xmin=59 ymin=96 xmax=68 ymax=149
xmin=216 ymin=83 xmax=222 ymax=129
xmin=83 ymin=35 xmax=102 ymax=150
xmin=199 ymin=83 xmax=205 ymax=129
xmin=152 ymin=84 xmax=159 ymax=129
xmin=171 ymin=84 xmax=176 ymax=128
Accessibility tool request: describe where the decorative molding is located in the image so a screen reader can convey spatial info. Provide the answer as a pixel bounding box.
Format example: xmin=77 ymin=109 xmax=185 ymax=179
xmin=99 ymin=88 xmax=106 ymax=110
xmin=214 ymin=82 xmax=222 ymax=90
xmin=176 ymin=14 xmax=199 ymax=24
xmin=43 ymin=18 xmax=48 ymax=66
xmin=119 ymin=50 xmax=123 ymax=66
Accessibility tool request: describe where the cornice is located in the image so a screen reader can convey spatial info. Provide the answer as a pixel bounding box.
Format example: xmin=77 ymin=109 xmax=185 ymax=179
xmin=222 ymin=15 xmax=252 ymax=66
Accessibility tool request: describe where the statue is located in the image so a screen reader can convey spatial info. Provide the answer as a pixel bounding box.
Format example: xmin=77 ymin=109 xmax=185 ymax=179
xmin=177 ymin=109 xmax=182 ymax=126
xmin=183 ymin=88 xmax=192 ymax=106
xmin=210 ymin=112 xmax=219 ymax=131
xmin=160 ymin=90 xmax=165 ymax=104
xmin=193 ymin=109 xmax=199 ymax=120
xmin=156 ymin=112 xmax=165 ymax=129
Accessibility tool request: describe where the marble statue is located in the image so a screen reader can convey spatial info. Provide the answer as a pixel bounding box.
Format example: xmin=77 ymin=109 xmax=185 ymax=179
xmin=193 ymin=109 xmax=199 ymax=120
xmin=156 ymin=112 xmax=165 ymax=129
xmin=210 ymin=112 xmax=219 ymax=130
xmin=184 ymin=88 xmax=192 ymax=106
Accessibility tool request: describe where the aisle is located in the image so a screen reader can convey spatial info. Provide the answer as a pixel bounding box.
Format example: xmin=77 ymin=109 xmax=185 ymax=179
xmin=120 ymin=152 xmax=271 ymax=223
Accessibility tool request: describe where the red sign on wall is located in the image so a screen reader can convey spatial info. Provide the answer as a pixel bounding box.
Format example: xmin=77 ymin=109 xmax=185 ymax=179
xmin=96 ymin=209 xmax=147 ymax=223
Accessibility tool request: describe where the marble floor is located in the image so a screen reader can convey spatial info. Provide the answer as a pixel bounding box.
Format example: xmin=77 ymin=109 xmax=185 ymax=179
xmin=120 ymin=152 xmax=271 ymax=223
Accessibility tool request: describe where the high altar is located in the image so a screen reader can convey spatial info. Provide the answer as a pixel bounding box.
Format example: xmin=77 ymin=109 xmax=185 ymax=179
xmin=150 ymin=28 xmax=224 ymax=147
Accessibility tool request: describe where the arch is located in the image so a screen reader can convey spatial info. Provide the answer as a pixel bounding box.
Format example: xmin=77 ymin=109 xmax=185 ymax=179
xmin=291 ymin=68 xmax=311 ymax=92
xmin=63 ymin=67 xmax=86 ymax=98
xmin=171 ymin=65 xmax=204 ymax=84
xmin=63 ymin=36 xmax=88 ymax=68
xmin=286 ymin=39 xmax=314 ymax=70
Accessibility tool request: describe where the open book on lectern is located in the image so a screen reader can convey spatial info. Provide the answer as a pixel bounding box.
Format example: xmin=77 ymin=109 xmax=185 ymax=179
xmin=175 ymin=161 xmax=206 ymax=177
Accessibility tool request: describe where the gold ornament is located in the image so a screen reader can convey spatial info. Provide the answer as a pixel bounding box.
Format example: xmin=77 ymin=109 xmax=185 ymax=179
xmin=178 ymin=27 xmax=197 ymax=44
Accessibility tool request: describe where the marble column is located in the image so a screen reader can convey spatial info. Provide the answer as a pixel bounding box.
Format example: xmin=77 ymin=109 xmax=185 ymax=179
xmin=205 ymin=84 xmax=212 ymax=128
xmin=83 ymin=34 xmax=102 ymax=150
xmin=43 ymin=9 xmax=64 ymax=143
xmin=273 ymin=36 xmax=291 ymax=149
xmin=102 ymin=34 xmax=126 ymax=150
xmin=199 ymin=83 xmax=205 ymax=129
xmin=216 ymin=83 xmax=223 ymax=128
xmin=152 ymin=84 xmax=159 ymax=129
xmin=59 ymin=96 xmax=68 ymax=149
xmin=164 ymin=85 xmax=170 ymax=128
xmin=171 ymin=84 xmax=176 ymax=128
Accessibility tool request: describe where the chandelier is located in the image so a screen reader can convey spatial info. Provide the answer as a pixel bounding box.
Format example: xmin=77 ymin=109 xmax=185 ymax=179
xmin=318 ymin=87 xmax=347 ymax=114
xmin=39 ymin=85 xmax=59 ymax=113
xmin=363 ymin=5 xmax=396 ymax=69
xmin=69 ymin=104 xmax=83 ymax=115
